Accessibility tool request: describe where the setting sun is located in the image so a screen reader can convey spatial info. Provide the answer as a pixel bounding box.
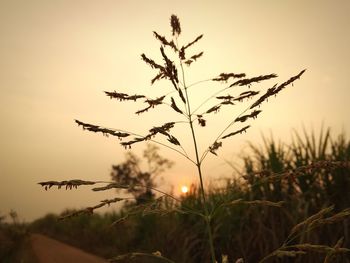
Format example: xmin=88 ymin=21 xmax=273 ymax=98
xmin=181 ymin=185 xmax=189 ymax=194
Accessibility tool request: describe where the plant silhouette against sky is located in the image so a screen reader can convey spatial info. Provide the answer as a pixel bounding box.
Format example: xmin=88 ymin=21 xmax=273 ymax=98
xmin=39 ymin=15 xmax=306 ymax=263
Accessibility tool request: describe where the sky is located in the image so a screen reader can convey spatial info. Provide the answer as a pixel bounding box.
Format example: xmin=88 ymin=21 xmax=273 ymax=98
xmin=1 ymin=0 xmax=349 ymax=222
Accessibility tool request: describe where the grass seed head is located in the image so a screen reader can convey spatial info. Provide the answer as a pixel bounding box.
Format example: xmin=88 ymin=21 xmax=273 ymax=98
xmin=170 ymin=14 xmax=181 ymax=36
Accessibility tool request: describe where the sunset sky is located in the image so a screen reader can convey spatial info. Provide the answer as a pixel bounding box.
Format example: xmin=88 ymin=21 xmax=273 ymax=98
xmin=1 ymin=0 xmax=349 ymax=222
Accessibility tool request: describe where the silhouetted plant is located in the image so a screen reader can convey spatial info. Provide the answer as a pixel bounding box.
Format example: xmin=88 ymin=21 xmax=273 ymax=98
xmin=232 ymin=128 xmax=350 ymax=262
xmin=36 ymin=15 xmax=333 ymax=262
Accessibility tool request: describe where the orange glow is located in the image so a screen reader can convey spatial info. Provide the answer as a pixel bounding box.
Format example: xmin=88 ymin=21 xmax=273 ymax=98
xmin=181 ymin=185 xmax=189 ymax=194
xmin=1 ymin=0 xmax=349 ymax=222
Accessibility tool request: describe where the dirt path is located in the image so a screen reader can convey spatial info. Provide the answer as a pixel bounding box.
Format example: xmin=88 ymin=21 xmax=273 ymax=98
xmin=30 ymin=234 xmax=109 ymax=263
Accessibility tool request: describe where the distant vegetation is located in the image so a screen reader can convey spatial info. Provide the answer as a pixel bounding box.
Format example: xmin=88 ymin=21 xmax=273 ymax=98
xmin=31 ymin=129 xmax=350 ymax=263
xmin=0 ymin=210 xmax=33 ymax=263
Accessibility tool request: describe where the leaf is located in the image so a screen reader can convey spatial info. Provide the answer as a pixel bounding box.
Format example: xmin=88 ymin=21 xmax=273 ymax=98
xmin=243 ymin=200 xmax=284 ymax=207
xmin=151 ymin=72 xmax=164 ymax=85
xmin=183 ymin=34 xmax=203 ymax=50
xmin=148 ymin=122 xmax=175 ymax=137
xmin=59 ymin=197 xmax=125 ymax=220
xmin=221 ymin=100 xmax=234 ymax=105
xmin=92 ymin=183 xmax=130 ymax=192
xmin=190 ymin=51 xmax=203 ymax=61
xmin=197 ymin=115 xmax=206 ymax=127
xmin=217 ymin=95 xmax=235 ymax=100
xmin=179 ymin=34 xmax=203 ymax=60
xmin=185 ymin=60 xmax=193 ymax=66
xmin=235 ymin=110 xmax=262 ymax=123
xmin=274 ymin=250 xmax=306 ymax=258
xmin=160 ymin=46 xmax=179 ymax=90
xmin=250 ymin=70 xmax=306 ymax=109
xmin=120 ymin=137 xmax=146 ymax=149
xmin=104 ymin=91 xmax=145 ymax=101
xmin=184 ymin=52 xmax=204 ymax=66
xmin=135 ymin=96 xmax=166 ymax=115
xmin=206 ymin=105 xmax=221 ymax=114
xmin=288 ymin=206 xmax=334 ymax=238
xmin=170 ymin=97 xmax=183 ymax=114
xmin=178 ymin=88 xmax=186 ymax=103
xmin=230 ymin=74 xmax=277 ymax=87
xmin=170 ymin=15 xmax=181 ymax=36
xmin=209 ymin=141 xmax=222 ymax=155
xmin=213 ymin=73 xmax=246 ymax=82
xmin=141 ymin=53 xmax=164 ymax=70
xmin=227 ymin=199 xmax=284 ymax=208
xmin=233 ymin=91 xmax=260 ymax=102
xmin=38 ymin=179 xmax=96 ymax=190
xmin=273 ymin=69 xmax=306 ymax=94
xmin=75 ymin=120 xmax=130 ymax=139
xmin=153 ymin=31 xmax=177 ymax=51
xmin=250 ymin=85 xmax=277 ymax=109
xmin=221 ymin=125 xmax=250 ymax=139
xmin=167 ymin=135 xmax=181 ymax=146
xmin=135 ymin=106 xmax=151 ymax=115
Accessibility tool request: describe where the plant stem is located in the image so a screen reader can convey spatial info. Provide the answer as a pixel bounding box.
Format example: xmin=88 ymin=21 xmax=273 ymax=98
xmin=177 ymin=52 xmax=216 ymax=262
xmin=189 ymin=116 xmax=216 ymax=263
xmin=191 ymin=126 xmax=217 ymax=263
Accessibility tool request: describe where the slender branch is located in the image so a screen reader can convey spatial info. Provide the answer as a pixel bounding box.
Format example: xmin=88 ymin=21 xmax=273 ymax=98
xmin=161 ymin=101 xmax=186 ymax=116
xmin=91 ymin=181 xmax=182 ymax=203
xmin=192 ymin=83 xmax=232 ymax=114
xmin=77 ymin=121 xmax=195 ymax=165
xmin=200 ymin=100 xmax=255 ymax=163
xmin=148 ymin=186 xmax=182 ymax=203
xmin=147 ymin=186 xmax=204 ymax=217
xmin=187 ymin=78 xmax=215 ymax=88
xmin=163 ymin=78 xmax=217 ymax=118
xmin=150 ymin=137 xmax=195 ymax=164
xmin=176 ymin=39 xmax=217 ymax=263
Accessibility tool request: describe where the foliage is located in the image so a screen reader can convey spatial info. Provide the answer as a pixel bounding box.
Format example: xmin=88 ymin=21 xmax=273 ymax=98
xmin=0 ymin=211 xmax=29 ymax=263
xmin=110 ymin=144 xmax=173 ymax=204
xmin=34 ymin=129 xmax=350 ymax=262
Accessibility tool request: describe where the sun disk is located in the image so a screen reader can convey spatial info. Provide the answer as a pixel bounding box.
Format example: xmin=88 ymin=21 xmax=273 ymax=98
xmin=181 ymin=185 xmax=189 ymax=193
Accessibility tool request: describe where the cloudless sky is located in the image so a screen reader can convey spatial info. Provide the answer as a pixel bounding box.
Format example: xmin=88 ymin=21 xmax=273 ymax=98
xmin=1 ymin=0 xmax=349 ymax=221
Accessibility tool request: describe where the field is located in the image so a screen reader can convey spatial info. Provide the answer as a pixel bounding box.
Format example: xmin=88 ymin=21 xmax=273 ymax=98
xmin=2 ymin=129 xmax=349 ymax=263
